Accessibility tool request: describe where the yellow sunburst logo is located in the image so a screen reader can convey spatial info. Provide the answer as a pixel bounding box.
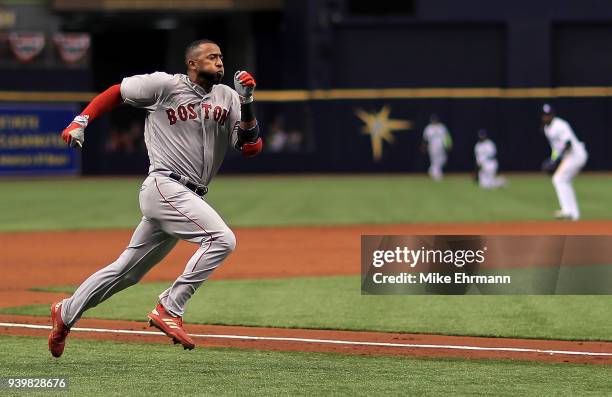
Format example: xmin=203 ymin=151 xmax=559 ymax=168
xmin=355 ymin=105 xmax=413 ymax=162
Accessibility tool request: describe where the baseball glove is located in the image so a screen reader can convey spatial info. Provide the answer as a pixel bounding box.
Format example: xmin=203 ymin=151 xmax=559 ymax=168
xmin=541 ymin=157 xmax=561 ymax=175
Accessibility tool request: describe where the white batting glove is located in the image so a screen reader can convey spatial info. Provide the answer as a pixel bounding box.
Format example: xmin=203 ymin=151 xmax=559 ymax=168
xmin=60 ymin=115 xmax=88 ymax=148
xmin=234 ymin=71 xmax=256 ymax=104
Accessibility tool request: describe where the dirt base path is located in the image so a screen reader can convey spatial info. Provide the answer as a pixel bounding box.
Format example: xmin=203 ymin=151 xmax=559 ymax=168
xmin=1 ymin=221 xmax=611 ymax=364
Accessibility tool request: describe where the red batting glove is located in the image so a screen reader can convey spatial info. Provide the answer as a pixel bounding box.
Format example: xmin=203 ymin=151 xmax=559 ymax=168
xmin=234 ymin=71 xmax=256 ymax=104
xmin=238 ymin=72 xmax=256 ymax=88
xmin=60 ymin=115 xmax=88 ymax=148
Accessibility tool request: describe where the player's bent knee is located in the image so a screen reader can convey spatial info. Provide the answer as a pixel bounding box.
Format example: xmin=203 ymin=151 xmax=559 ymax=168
xmin=552 ymin=173 xmax=565 ymax=186
xmin=216 ymin=228 xmax=236 ymax=253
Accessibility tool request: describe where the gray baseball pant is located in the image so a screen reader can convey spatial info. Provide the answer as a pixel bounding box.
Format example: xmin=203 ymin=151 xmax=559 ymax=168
xmin=61 ymin=173 xmax=235 ymax=327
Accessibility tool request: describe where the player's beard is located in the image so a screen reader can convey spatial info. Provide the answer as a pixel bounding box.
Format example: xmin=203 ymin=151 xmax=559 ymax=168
xmin=197 ymin=69 xmax=224 ymax=86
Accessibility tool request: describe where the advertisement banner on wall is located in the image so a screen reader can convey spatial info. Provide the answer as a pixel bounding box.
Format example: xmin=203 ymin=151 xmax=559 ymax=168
xmin=0 ymin=104 xmax=79 ymax=176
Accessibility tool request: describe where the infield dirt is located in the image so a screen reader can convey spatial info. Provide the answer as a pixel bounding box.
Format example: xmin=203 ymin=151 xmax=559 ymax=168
xmin=1 ymin=221 xmax=611 ymax=364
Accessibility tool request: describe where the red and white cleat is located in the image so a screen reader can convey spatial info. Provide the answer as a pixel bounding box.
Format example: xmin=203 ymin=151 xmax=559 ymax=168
xmin=147 ymin=304 xmax=195 ymax=350
xmin=48 ymin=302 xmax=70 ymax=358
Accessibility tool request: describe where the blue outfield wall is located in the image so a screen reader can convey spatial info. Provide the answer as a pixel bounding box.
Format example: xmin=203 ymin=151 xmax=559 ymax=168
xmin=0 ymin=104 xmax=81 ymax=177
xmin=220 ymin=96 xmax=612 ymax=174
xmin=4 ymin=1 xmax=612 ymax=175
xmin=0 ymin=95 xmax=609 ymax=176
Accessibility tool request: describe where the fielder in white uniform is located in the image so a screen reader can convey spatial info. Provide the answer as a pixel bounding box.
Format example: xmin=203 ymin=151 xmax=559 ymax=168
xmin=422 ymin=114 xmax=452 ymax=181
xmin=48 ymin=39 xmax=263 ymax=357
xmin=474 ymin=129 xmax=506 ymax=189
xmin=541 ymin=104 xmax=588 ymax=221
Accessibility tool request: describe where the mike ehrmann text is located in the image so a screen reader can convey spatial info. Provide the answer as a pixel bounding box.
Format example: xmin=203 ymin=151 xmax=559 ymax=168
xmin=372 ymin=272 xmax=511 ymax=284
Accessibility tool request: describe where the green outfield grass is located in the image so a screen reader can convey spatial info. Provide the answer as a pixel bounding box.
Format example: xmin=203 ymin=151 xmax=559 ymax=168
xmin=0 ymin=335 xmax=610 ymax=396
xmin=1 ymin=173 xmax=611 ymax=232
xmin=5 ymin=276 xmax=612 ymax=341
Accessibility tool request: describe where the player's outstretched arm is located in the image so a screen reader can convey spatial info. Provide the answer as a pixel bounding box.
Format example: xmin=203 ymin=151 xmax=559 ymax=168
xmin=60 ymin=84 xmax=123 ymax=148
xmin=233 ymin=70 xmax=263 ymax=157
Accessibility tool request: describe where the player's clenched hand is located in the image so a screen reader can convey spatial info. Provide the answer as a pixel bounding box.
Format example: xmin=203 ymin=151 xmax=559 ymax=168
xmin=234 ymin=71 xmax=256 ymax=104
xmin=60 ymin=115 xmax=88 ymax=148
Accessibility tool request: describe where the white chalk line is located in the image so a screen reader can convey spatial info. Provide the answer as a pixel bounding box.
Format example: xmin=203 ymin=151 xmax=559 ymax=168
xmin=1 ymin=322 xmax=611 ymax=357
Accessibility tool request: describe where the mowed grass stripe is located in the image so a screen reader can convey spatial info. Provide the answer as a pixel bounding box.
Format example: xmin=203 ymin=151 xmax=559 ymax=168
xmin=1 ymin=335 xmax=611 ymax=396
xmin=5 ymin=276 xmax=612 ymax=341
xmin=0 ymin=174 xmax=611 ymax=232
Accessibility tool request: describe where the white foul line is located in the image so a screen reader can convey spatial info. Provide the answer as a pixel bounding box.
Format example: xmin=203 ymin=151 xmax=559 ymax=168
xmin=2 ymin=322 xmax=611 ymax=357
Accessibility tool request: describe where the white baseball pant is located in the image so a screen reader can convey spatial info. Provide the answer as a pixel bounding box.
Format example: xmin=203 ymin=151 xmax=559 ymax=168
xmin=478 ymin=159 xmax=505 ymax=189
xmin=428 ymin=147 xmax=446 ymax=181
xmin=552 ymin=144 xmax=588 ymax=220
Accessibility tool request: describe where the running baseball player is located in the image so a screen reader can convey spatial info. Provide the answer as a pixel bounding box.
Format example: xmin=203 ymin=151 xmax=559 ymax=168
xmin=474 ymin=129 xmax=506 ymax=189
xmin=422 ymin=114 xmax=452 ymax=181
xmin=48 ymin=39 xmax=263 ymax=357
xmin=540 ymin=104 xmax=588 ymax=220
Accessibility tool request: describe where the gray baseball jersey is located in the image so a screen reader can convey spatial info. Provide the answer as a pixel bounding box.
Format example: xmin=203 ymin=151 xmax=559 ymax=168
xmin=61 ymin=73 xmax=244 ymax=327
xmin=121 ymin=72 xmax=241 ymax=185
